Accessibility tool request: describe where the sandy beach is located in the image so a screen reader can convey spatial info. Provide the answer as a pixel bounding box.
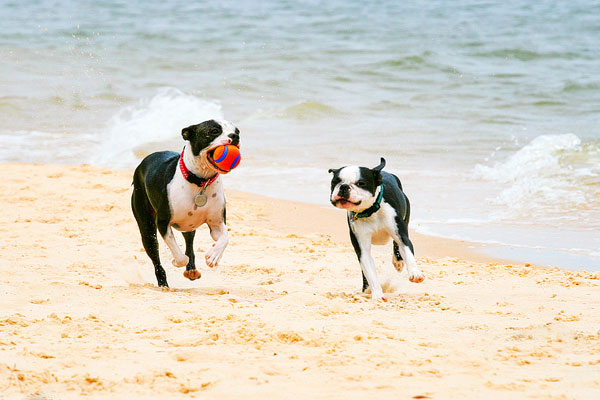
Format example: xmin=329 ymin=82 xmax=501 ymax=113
xmin=1 ymin=162 xmax=599 ymax=399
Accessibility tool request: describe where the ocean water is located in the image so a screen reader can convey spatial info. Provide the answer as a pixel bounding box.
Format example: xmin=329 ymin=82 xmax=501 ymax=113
xmin=1 ymin=0 xmax=599 ymax=269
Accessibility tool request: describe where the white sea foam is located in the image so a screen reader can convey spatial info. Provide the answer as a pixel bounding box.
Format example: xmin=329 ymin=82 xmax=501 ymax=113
xmin=473 ymin=134 xmax=600 ymax=220
xmin=92 ymin=87 xmax=223 ymax=168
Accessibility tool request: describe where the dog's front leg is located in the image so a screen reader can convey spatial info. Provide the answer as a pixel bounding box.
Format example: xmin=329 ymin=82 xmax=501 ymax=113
xmin=205 ymin=221 xmax=229 ymax=268
xmin=360 ymin=250 xmax=386 ymax=301
xmin=351 ymin=231 xmax=385 ymax=301
xmin=161 ymin=224 xmax=189 ymax=268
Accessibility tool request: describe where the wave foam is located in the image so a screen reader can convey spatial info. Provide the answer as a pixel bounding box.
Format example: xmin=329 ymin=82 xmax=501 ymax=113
xmin=93 ymin=88 xmax=223 ymax=168
xmin=474 ymin=134 xmax=600 ymax=221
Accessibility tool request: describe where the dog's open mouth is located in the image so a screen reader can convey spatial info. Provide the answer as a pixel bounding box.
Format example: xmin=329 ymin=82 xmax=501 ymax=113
xmin=333 ymin=198 xmax=361 ymax=208
xmin=206 ymin=144 xmax=239 ymax=173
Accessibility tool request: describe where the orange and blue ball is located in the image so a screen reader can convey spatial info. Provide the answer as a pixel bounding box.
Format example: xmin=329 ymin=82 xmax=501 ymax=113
xmin=209 ymin=144 xmax=241 ymax=173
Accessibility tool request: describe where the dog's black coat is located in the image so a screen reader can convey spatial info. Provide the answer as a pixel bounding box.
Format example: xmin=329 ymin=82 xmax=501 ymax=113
xmin=351 ymin=171 xmax=413 ymax=292
xmin=131 ymin=120 xmax=239 ymax=287
xmin=330 ymin=159 xmax=415 ymax=293
xmin=131 ymin=151 xmax=180 ymax=287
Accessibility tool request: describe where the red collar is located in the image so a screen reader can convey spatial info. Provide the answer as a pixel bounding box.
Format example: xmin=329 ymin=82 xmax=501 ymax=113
xmin=179 ymin=147 xmax=219 ymax=188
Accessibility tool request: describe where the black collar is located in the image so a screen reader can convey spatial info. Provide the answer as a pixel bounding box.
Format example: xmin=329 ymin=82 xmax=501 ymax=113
xmin=351 ymin=185 xmax=384 ymax=221
xmin=179 ymin=147 xmax=219 ymax=188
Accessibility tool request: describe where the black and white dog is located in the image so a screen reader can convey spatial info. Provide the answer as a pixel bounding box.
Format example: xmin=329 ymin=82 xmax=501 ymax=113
xmin=329 ymin=158 xmax=424 ymax=301
xmin=131 ymin=119 xmax=240 ymax=287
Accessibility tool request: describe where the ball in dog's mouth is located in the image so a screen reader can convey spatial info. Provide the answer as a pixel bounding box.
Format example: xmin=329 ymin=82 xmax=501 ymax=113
xmin=207 ymin=144 xmax=241 ymax=174
xmin=207 ymin=148 xmax=218 ymax=162
xmin=206 ymin=148 xmax=226 ymax=173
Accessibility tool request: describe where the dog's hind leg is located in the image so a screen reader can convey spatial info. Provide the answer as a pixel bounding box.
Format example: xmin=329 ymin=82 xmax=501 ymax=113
xmin=392 ymin=241 xmax=405 ymax=273
xmin=182 ymin=231 xmax=200 ymax=280
xmin=393 ymin=214 xmax=423 ymax=283
xmin=396 ymin=235 xmax=423 ymax=283
xmin=132 ymin=189 xmax=169 ymax=287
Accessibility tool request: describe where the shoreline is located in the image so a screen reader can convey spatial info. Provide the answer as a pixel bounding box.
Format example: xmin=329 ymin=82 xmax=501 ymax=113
xmin=224 ymin=188 xmax=516 ymax=268
xmin=2 ymin=162 xmax=599 ymax=399
xmin=27 ymin=161 xmax=529 ymax=267
xmin=223 ymin=189 xmax=598 ymax=272
xmin=226 ymin=189 xmax=600 ymax=272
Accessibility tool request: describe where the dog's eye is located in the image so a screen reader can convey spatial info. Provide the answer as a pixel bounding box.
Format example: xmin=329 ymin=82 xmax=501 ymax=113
xmin=332 ymin=178 xmax=341 ymax=185
xmin=357 ymin=180 xmax=367 ymax=187
xmin=210 ymin=128 xmax=220 ymax=135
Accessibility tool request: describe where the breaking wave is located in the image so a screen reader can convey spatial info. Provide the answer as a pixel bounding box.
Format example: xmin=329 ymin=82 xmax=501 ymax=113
xmin=93 ymin=87 xmax=223 ymax=168
xmin=474 ymin=134 xmax=600 ymax=224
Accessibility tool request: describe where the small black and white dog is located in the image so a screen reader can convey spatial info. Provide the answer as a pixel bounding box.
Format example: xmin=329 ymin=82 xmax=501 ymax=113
xmin=131 ymin=119 xmax=240 ymax=287
xmin=329 ymin=158 xmax=424 ymax=301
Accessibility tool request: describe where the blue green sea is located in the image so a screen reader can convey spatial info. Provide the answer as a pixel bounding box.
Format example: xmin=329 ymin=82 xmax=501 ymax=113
xmin=1 ymin=0 xmax=598 ymax=269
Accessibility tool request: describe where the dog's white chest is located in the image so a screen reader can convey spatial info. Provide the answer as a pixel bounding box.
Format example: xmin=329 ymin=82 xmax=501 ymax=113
xmin=167 ymin=173 xmax=224 ymax=232
xmin=371 ymin=229 xmax=391 ymax=245
xmin=351 ymin=202 xmax=397 ymax=245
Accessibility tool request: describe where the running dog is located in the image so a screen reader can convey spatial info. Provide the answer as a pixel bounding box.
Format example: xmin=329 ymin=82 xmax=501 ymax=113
xmin=329 ymin=158 xmax=424 ymax=301
xmin=131 ymin=120 xmax=240 ymax=287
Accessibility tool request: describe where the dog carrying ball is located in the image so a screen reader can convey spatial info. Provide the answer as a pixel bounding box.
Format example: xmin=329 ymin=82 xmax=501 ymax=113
xmin=210 ymin=144 xmax=241 ymax=173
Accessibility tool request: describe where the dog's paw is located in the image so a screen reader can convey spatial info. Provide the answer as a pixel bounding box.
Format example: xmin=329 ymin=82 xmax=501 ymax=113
xmin=172 ymin=255 xmax=189 ymax=268
xmin=205 ymin=249 xmax=222 ymax=268
xmin=371 ymin=290 xmax=387 ymax=302
xmin=372 ymin=294 xmax=388 ymax=303
xmin=392 ymin=259 xmax=405 ymax=272
xmin=183 ymin=269 xmax=201 ymax=280
xmin=409 ymin=271 xmax=425 ymax=283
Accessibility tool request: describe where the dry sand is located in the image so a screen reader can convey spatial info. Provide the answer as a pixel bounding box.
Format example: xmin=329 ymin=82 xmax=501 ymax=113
xmin=1 ymin=163 xmax=599 ymax=399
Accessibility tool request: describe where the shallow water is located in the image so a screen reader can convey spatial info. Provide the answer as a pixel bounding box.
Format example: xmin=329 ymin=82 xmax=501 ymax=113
xmin=1 ymin=0 xmax=598 ymax=269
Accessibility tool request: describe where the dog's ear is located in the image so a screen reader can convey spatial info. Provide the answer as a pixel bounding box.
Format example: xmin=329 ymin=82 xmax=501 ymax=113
xmin=373 ymin=157 xmax=386 ymax=172
xmin=181 ymin=126 xmax=193 ymax=141
xmin=372 ymin=158 xmax=385 ymax=186
xmin=328 ymin=168 xmax=339 ymax=174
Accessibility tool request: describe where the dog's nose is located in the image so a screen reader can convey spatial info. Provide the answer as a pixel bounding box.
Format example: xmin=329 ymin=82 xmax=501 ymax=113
xmin=338 ymin=184 xmax=350 ymax=198
xmin=228 ymin=133 xmax=239 ymax=146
